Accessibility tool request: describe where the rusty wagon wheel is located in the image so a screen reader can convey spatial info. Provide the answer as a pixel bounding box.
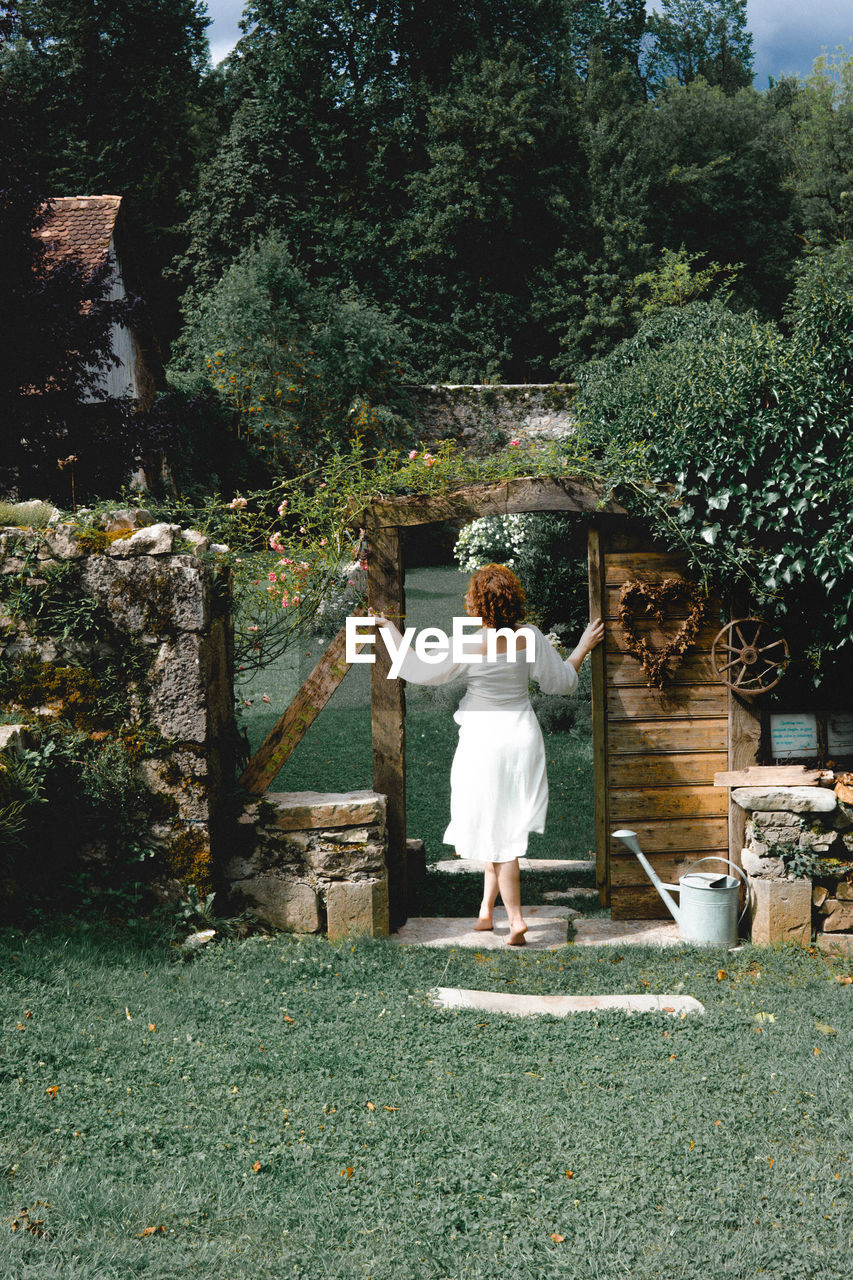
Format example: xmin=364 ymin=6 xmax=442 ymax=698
xmin=711 ymin=618 xmax=789 ymax=694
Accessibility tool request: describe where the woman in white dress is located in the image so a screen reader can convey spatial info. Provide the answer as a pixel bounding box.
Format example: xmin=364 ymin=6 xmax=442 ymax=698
xmin=374 ymin=563 xmax=604 ymax=946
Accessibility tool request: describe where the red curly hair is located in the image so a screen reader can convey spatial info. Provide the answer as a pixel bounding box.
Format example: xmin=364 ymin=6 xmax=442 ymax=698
xmin=465 ymin=564 xmax=527 ymax=630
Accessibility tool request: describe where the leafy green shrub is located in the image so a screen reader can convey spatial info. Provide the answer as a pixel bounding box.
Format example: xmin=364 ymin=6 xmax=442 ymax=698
xmin=454 ymin=512 xmax=590 ymax=640
xmin=173 ymin=233 xmax=413 ymax=476
xmin=576 ymin=250 xmax=853 ymax=683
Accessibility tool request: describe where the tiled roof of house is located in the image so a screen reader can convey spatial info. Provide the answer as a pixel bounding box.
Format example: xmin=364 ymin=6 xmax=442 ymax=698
xmin=34 ymin=195 xmax=123 ymax=275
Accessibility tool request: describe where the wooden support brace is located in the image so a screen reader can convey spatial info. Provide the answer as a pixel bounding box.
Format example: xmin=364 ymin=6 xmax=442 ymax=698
xmin=239 ymin=625 xmax=358 ymax=795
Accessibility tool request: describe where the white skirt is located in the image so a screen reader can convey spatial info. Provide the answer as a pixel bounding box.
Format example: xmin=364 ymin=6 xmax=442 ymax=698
xmin=442 ymin=704 xmax=548 ymax=862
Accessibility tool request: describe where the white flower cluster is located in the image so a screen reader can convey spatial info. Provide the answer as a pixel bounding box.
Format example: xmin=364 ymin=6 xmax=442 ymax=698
xmin=453 ymin=514 xmax=536 ymax=573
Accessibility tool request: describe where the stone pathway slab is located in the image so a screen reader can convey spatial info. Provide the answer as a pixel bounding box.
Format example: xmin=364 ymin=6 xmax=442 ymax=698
xmin=572 ymin=918 xmax=682 ymax=947
xmin=395 ymin=906 xmax=567 ymax=950
xmin=432 ymin=988 xmax=705 ymax=1017
xmin=431 ymin=857 xmax=595 ymax=876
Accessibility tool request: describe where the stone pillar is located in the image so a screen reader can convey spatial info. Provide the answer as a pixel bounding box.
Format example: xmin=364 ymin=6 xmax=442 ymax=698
xmin=226 ymin=790 xmax=389 ymax=937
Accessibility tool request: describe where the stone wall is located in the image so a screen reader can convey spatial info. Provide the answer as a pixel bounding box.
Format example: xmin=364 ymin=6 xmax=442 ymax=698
xmin=226 ymin=790 xmax=389 ymax=938
xmin=735 ymin=785 xmax=853 ymax=954
xmin=0 ymin=514 xmax=235 ymax=896
xmin=410 ymin=384 xmax=576 ymax=451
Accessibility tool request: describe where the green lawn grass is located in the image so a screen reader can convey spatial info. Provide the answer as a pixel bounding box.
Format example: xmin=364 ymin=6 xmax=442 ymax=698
xmin=2 ymin=922 xmax=851 ymax=1279
xmin=238 ymin=565 xmax=595 ymax=865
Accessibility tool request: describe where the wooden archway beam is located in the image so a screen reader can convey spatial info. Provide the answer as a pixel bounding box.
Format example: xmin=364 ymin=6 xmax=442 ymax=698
xmin=358 ymin=474 xmax=627 ymax=529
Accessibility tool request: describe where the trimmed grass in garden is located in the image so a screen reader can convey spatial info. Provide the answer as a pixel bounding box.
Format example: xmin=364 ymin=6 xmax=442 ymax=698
xmin=2 ymin=922 xmax=852 ymax=1279
xmin=238 ymin=564 xmax=595 ymax=866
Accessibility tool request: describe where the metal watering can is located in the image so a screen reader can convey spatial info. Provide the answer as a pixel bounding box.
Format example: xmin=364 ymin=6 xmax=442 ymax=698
xmin=613 ymin=829 xmax=750 ymax=947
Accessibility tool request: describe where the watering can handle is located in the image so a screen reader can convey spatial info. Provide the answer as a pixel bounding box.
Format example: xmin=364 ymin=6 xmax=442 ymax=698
xmin=682 ymin=856 xmax=751 ymax=924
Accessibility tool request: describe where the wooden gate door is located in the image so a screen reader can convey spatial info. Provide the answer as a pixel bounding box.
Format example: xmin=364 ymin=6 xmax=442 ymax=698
xmin=590 ymin=524 xmax=730 ymax=919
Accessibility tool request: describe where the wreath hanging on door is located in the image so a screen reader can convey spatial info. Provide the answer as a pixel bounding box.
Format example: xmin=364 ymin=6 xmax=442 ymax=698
xmin=617 ymin=577 xmax=708 ymax=689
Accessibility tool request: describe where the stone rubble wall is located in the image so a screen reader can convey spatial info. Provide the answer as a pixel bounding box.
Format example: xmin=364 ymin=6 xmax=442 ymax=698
xmin=410 ymin=384 xmax=577 ymax=451
xmin=733 ymin=786 xmax=853 ymax=953
xmin=226 ymin=790 xmax=389 ymax=939
xmin=0 ymin=513 xmax=235 ymax=895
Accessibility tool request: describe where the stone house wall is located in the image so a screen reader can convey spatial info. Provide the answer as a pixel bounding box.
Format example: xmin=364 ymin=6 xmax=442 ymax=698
xmin=735 ymin=785 xmax=853 ymax=954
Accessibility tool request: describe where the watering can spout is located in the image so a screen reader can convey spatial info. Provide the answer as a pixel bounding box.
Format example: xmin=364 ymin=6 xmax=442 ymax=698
xmin=612 ymin=829 xmax=682 ymax=927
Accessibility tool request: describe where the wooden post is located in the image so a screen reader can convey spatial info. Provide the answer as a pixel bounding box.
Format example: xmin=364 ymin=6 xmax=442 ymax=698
xmin=728 ymin=687 xmax=762 ymax=867
xmin=588 ymin=524 xmax=610 ymax=906
xmin=367 ymin=523 xmax=408 ymax=928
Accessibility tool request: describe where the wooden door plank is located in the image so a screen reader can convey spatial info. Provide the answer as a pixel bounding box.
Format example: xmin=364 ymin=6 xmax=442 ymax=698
xmin=610 ymin=785 xmax=729 ymax=821
xmin=608 ymin=752 xmax=728 ymax=787
xmin=607 ymin=817 xmax=729 ymax=853
xmin=607 ymin=652 xmax=720 ymax=685
xmin=608 ymin=719 xmax=728 ymax=754
xmin=610 ymin=852 xmax=733 ymax=887
xmin=605 ymin=582 xmax=720 ymax=617
xmin=605 ymin=553 xmax=705 ymax=583
xmin=239 ymin=625 xmax=356 ymax=795
xmin=606 ymin=622 xmax=722 ymax=655
xmin=367 ymin=523 xmax=408 ymax=929
xmin=607 ymin=685 xmax=728 ymax=719
xmin=610 ymin=887 xmax=675 ymax=920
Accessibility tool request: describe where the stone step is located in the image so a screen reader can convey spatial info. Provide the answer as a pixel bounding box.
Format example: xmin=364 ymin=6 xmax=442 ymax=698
xmin=432 ymin=988 xmax=705 ymax=1018
xmin=395 ymin=905 xmax=568 ymax=950
xmin=542 ymin=888 xmax=599 ymax=903
xmin=571 ymin=918 xmax=682 ymax=947
xmin=430 ymin=857 xmax=595 ymax=877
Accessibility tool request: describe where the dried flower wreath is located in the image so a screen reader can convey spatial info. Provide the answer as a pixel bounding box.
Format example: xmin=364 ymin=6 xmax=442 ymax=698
xmin=617 ymin=577 xmax=708 ymax=689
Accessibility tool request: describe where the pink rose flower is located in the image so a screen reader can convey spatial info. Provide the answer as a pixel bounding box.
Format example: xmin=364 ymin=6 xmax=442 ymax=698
xmin=409 ymin=449 xmax=418 ymax=460
xmin=509 ymin=439 xmax=521 ymax=447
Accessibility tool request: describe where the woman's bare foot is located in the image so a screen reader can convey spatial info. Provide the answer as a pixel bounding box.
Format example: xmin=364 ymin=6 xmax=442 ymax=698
xmin=507 ymin=922 xmax=528 ymax=946
xmin=474 ymin=916 xmax=493 ymax=932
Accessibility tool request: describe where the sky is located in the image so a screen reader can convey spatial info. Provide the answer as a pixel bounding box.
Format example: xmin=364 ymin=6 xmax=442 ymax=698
xmin=205 ymin=1 xmax=853 ymax=88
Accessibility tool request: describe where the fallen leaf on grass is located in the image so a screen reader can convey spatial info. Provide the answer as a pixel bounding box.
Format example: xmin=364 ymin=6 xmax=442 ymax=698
xmin=252 ymin=1161 xmax=262 ymax=1173
xmin=148 ymin=1023 xmax=156 ymax=1032
xmin=814 ymin=1046 xmax=820 ymax=1056
xmin=551 ymin=1233 xmax=565 ymax=1243
xmin=8 ymin=1202 xmax=49 ymax=1237
xmin=669 ymin=1054 xmax=677 ymax=1061
xmin=283 ymin=1015 xmax=294 ymax=1024
xmin=139 ymin=1225 xmax=165 ymax=1237
xmin=717 ymin=970 xmax=727 ymax=981
xmin=125 ymin=1008 xmax=132 ymax=1021
xmin=366 ymin=1102 xmax=375 ymax=1111
xmin=383 ymin=1105 xmax=398 ymax=1112
xmin=663 ymin=1006 xmax=675 ymax=1012
xmin=25 ymin=1011 xmax=32 ymax=1019
xmin=45 ymin=1086 xmax=58 ymax=1099
xmin=753 ymin=1012 xmax=775 ymax=1023
xmin=835 ymin=975 xmax=852 ymax=984
xmin=340 ymin=1167 xmax=354 ymax=1178
xmin=565 ymin=1170 xmax=574 ymax=1178
xmin=815 ymin=1021 xmax=837 ymax=1035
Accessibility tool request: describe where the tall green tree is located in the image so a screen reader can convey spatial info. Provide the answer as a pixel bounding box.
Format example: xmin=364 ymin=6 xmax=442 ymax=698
xmin=0 ymin=0 xmax=214 ymax=341
xmin=784 ymin=47 xmax=853 ymax=246
xmin=644 ymin=78 xmax=797 ymax=314
xmin=397 ymin=43 xmax=586 ymax=379
xmin=643 ymin=0 xmax=753 ymax=95
xmin=176 ymin=1 xmax=652 ymax=375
